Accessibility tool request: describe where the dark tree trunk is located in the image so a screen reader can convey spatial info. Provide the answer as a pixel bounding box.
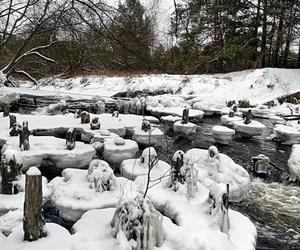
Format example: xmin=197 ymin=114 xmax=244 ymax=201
xmin=19 ymin=121 xmax=30 ymax=150
xmin=273 ymin=2 xmax=284 ymax=67
xmin=23 ymin=168 xmax=45 ymax=241
xmin=297 ymin=41 xmax=300 ymax=68
xmin=261 ymin=0 xmax=267 ymax=68
xmin=9 ymin=114 xmax=16 ymax=128
xmin=0 ymin=151 xmax=22 ymax=194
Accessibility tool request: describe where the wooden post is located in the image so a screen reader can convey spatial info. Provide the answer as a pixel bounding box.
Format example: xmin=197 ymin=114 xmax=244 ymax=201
xmin=182 ymin=108 xmax=189 ymax=124
xmin=90 ymin=117 xmax=101 ymax=130
xmin=23 ymin=167 xmax=45 ymax=241
xmin=81 ymin=111 xmax=90 ymax=124
xmin=19 ymin=121 xmax=30 ymax=151
xmin=244 ymin=109 xmax=253 ymax=124
xmin=9 ymin=114 xmax=16 ymax=128
xmin=2 ymin=102 xmax=10 ymax=117
xmin=0 ymin=149 xmax=22 ymax=194
xmin=66 ymin=128 xmax=76 ymax=150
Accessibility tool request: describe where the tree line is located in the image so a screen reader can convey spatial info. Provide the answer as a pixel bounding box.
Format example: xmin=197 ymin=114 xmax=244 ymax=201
xmin=0 ymin=0 xmax=299 ymax=85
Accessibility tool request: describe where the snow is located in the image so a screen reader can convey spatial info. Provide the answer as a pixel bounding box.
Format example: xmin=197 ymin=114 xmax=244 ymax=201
xmin=173 ymin=121 xmax=197 ymax=135
xmin=221 ymin=115 xmax=243 ymax=127
xmin=288 ymin=144 xmax=300 ymax=181
xmin=233 ymin=120 xmax=266 ymax=137
xmin=273 ymin=125 xmax=300 ymax=145
xmin=103 ymin=138 xmax=139 ymax=165
xmin=26 ymin=167 xmax=41 ymax=176
xmin=160 ymin=115 xmax=181 ymax=124
xmin=0 ymin=174 xmax=50 ymax=213
xmin=132 ymin=126 xmax=164 ymax=146
xmin=1 ymin=149 xmax=23 ymax=165
xmin=49 ymin=167 xmax=138 ymax=221
xmin=185 ymin=147 xmax=251 ymax=201
xmin=212 ymin=126 xmax=235 ymax=145
xmin=2 ymin=136 xmax=94 ymax=170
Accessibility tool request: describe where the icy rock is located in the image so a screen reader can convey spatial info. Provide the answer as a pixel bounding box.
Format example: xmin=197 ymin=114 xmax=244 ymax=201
xmin=160 ymin=115 xmax=181 ymax=125
xmin=103 ymin=138 xmax=138 ymax=165
xmin=90 ymin=117 xmax=101 ymax=130
xmin=288 ymin=144 xmax=300 ymax=181
xmin=93 ymin=101 xmax=105 ymax=114
xmin=173 ymin=121 xmax=197 ymax=135
xmin=212 ymin=126 xmax=235 ymax=145
xmin=92 ymin=129 xmax=118 ymax=143
xmin=120 ymin=148 xmax=170 ymax=181
xmin=221 ymin=115 xmax=243 ymax=127
xmin=273 ymin=125 xmax=300 ymax=144
xmin=233 ymin=120 xmax=265 ymax=137
xmin=46 ymin=100 xmax=67 ymax=115
xmin=133 ymin=126 xmax=163 ymax=146
xmin=208 ymin=184 xmax=230 ymax=234
xmin=49 ymin=168 xmax=137 ymax=221
xmin=111 ymin=196 xmax=164 ymax=250
xmin=185 ymin=146 xmax=251 ymax=201
xmin=87 ymin=160 xmax=116 ymax=192
xmin=269 ymin=115 xmax=286 ymax=125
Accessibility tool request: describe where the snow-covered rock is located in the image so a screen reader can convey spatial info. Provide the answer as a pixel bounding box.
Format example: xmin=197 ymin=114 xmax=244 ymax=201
xmin=160 ymin=115 xmax=181 ymax=124
xmin=1 ymin=136 xmax=94 ymax=170
xmin=233 ymin=120 xmax=266 ymax=137
xmin=173 ymin=121 xmax=197 ymax=135
xmin=221 ymin=115 xmax=243 ymax=127
xmin=273 ymin=124 xmax=300 ymax=145
xmin=212 ymin=126 xmax=235 ymax=145
xmin=49 ymin=167 xmax=137 ymax=221
xmin=103 ymin=137 xmax=138 ymax=165
xmin=269 ymin=115 xmax=286 ymax=125
xmin=132 ymin=126 xmax=164 ymax=146
xmin=120 ymin=147 xmax=171 ymax=181
xmin=185 ymin=146 xmax=251 ymax=201
xmin=91 ymin=129 xmax=118 ymax=143
xmin=288 ymin=144 xmax=300 ymax=181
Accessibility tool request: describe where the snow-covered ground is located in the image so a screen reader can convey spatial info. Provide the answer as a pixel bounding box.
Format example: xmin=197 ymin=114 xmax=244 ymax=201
xmin=8 ymin=68 xmax=299 ymax=108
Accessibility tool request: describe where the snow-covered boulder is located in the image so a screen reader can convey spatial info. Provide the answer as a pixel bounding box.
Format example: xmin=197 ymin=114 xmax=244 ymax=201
xmin=273 ymin=125 xmax=300 ymax=145
xmin=49 ymin=166 xmax=137 ymax=221
xmin=212 ymin=126 xmax=235 ymax=145
xmin=1 ymin=136 xmax=94 ymax=170
xmin=288 ymin=144 xmax=300 ymax=181
xmin=233 ymin=120 xmax=265 ymax=137
xmin=132 ymin=126 xmax=164 ymax=146
xmin=160 ymin=115 xmax=181 ymax=125
xmin=91 ymin=129 xmax=118 ymax=143
xmin=269 ymin=115 xmax=286 ymax=125
xmin=221 ymin=115 xmax=243 ymax=127
xmin=120 ymin=147 xmax=171 ymax=181
xmin=185 ymin=146 xmax=251 ymax=201
xmin=173 ymin=121 xmax=197 ymax=135
xmin=103 ymin=137 xmax=138 ymax=166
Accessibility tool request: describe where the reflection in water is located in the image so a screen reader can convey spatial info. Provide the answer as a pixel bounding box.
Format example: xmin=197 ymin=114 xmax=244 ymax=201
xmin=157 ymin=117 xmax=300 ymax=249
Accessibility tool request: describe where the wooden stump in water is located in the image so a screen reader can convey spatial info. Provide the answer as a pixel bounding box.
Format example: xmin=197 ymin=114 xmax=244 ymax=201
xmin=2 ymin=102 xmax=10 ymax=117
xmin=9 ymin=123 xmax=20 ymax=136
xmin=9 ymin=114 xmax=16 ymax=128
xmin=0 ymin=149 xmax=22 ymax=194
xmin=19 ymin=121 xmax=30 ymax=150
xmin=182 ymin=108 xmax=189 ymax=124
xmin=66 ymin=128 xmax=76 ymax=150
xmin=23 ymin=167 xmax=45 ymax=241
xmin=244 ymin=109 xmax=253 ymax=124
xmin=81 ymin=111 xmax=90 ymax=124
xmin=90 ymin=117 xmax=101 ymax=130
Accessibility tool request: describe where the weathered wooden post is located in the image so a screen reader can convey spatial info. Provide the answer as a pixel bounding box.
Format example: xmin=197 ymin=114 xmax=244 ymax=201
xmin=2 ymin=102 xmax=10 ymax=117
xmin=9 ymin=123 xmax=19 ymax=136
xmin=9 ymin=114 xmax=16 ymax=128
xmin=244 ymin=109 xmax=253 ymax=124
xmin=66 ymin=128 xmax=76 ymax=150
xmin=90 ymin=117 xmax=101 ymax=130
xmin=19 ymin=121 xmax=30 ymax=151
xmin=141 ymin=119 xmax=151 ymax=132
xmin=23 ymin=167 xmax=45 ymax=241
xmin=93 ymin=142 xmax=104 ymax=160
xmin=182 ymin=108 xmax=189 ymax=124
xmin=0 ymin=149 xmax=22 ymax=194
xmin=81 ymin=111 xmax=90 ymax=124
xmin=228 ymin=110 xmax=235 ymax=118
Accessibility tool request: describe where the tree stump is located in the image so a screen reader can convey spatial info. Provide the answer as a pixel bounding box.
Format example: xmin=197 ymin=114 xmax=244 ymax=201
xmin=19 ymin=121 xmax=30 ymax=151
xmin=182 ymin=108 xmax=189 ymax=124
xmin=228 ymin=110 xmax=235 ymax=118
xmin=66 ymin=128 xmax=76 ymax=150
xmin=90 ymin=117 xmax=101 ymax=130
xmin=244 ymin=109 xmax=253 ymax=124
xmin=141 ymin=119 xmax=151 ymax=132
xmin=9 ymin=123 xmax=20 ymax=137
xmin=9 ymin=114 xmax=16 ymax=128
xmin=0 ymin=149 xmax=22 ymax=194
xmin=2 ymin=102 xmax=10 ymax=117
xmin=81 ymin=111 xmax=90 ymax=124
xmin=93 ymin=142 xmax=104 ymax=159
xmin=23 ymin=167 xmax=45 ymax=241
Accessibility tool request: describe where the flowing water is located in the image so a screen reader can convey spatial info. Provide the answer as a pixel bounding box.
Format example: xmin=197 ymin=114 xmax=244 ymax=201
xmin=157 ymin=117 xmax=300 ymax=250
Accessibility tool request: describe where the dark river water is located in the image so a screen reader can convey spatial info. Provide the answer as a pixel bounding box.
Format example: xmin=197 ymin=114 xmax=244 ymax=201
xmin=156 ymin=117 xmax=300 ymax=250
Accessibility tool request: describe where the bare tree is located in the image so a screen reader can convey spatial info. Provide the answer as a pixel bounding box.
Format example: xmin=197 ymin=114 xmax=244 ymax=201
xmin=0 ymin=0 xmax=71 ymax=87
